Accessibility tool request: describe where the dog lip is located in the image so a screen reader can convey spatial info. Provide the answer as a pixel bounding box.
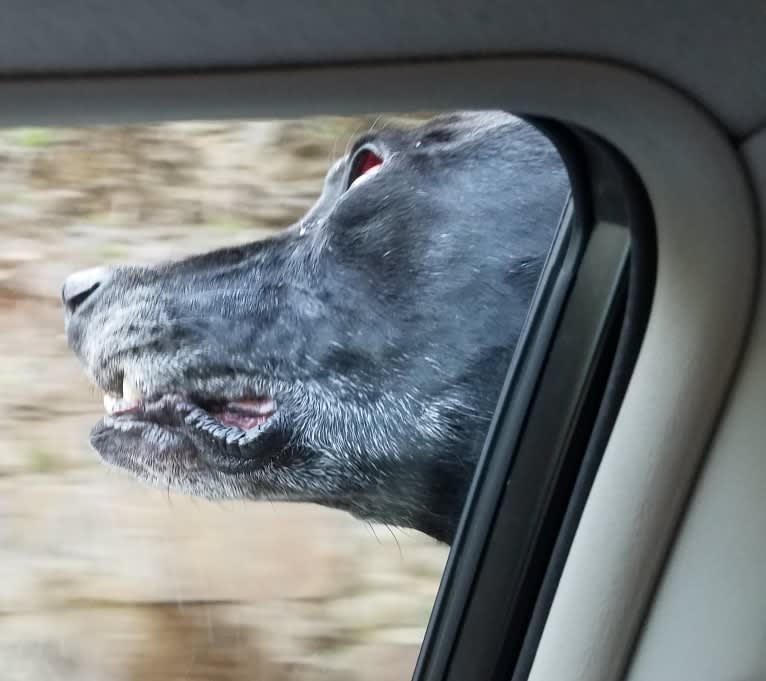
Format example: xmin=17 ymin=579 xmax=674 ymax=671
xmin=101 ymin=393 xmax=193 ymax=419
xmin=183 ymin=404 xmax=278 ymax=447
xmin=192 ymin=397 xmax=278 ymax=434
xmin=99 ymin=389 xmax=278 ymax=442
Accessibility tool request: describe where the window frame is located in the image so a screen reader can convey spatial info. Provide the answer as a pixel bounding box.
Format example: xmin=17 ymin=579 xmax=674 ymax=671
xmin=414 ymin=121 xmax=656 ymax=681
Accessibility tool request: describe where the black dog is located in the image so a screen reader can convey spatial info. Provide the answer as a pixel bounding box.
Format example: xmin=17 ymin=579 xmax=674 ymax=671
xmin=62 ymin=112 xmax=569 ymax=543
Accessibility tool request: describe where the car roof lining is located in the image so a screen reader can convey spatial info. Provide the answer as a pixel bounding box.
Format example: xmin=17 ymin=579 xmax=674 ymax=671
xmin=2 ymin=1 xmax=766 ymax=137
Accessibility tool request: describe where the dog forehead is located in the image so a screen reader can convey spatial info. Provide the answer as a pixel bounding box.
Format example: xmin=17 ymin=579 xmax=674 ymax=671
xmin=346 ymin=111 xmax=519 ymax=159
xmin=415 ymin=110 xmax=520 ymax=140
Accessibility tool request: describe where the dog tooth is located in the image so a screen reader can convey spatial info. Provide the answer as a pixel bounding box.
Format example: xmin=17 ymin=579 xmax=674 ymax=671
xmin=122 ymin=376 xmax=143 ymax=402
xmin=103 ymin=394 xmax=119 ymax=414
xmin=103 ymin=393 xmax=141 ymax=415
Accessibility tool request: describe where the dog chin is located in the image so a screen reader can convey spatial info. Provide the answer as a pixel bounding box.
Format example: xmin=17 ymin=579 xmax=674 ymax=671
xmin=91 ymin=417 xmax=200 ymax=477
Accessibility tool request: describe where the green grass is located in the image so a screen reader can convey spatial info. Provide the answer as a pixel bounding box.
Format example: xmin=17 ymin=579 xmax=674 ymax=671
xmin=95 ymin=244 xmax=129 ymax=261
xmin=8 ymin=127 xmax=55 ymax=148
xmin=26 ymin=443 xmax=67 ymax=474
xmin=210 ymin=216 xmax=250 ymax=233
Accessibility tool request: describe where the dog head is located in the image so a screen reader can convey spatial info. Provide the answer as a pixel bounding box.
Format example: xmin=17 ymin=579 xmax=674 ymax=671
xmin=63 ymin=112 xmax=569 ymax=542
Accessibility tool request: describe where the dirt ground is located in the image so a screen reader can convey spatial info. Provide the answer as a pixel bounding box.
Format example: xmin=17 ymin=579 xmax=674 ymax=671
xmin=0 ymin=117 xmax=450 ymax=681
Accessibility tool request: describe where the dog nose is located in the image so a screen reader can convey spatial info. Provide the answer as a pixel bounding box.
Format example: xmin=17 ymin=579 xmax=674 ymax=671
xmin=62 ymin=266 xmax=112 ymax=314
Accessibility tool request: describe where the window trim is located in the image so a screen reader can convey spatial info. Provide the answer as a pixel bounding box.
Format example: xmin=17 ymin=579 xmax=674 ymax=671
xmin=413 ymin=123 xmax=654 ymax=681
xmin=511 ymin=127 xmax=658 ymax=680
xmin=413 ymin=185 xmax=584 ymax=681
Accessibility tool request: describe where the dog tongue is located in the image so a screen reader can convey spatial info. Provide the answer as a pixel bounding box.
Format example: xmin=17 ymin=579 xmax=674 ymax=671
xmin=211 ymin=398 xmax=276 ymax=430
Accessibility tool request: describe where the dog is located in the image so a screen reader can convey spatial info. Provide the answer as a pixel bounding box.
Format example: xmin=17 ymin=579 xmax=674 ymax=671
xmin=62 ymin=112 xmax=569 ymax=543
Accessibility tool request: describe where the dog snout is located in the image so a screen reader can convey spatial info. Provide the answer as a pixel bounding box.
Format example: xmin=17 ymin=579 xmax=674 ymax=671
xmin=62 ymin=266 xmax=113 ymax=315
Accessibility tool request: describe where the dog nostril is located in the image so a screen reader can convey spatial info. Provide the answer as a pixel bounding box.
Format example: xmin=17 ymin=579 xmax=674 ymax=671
xmin=62 ymin=266 xmax=112 ymax=314
xmin=63 ymin=282 xmax=100 ymax=313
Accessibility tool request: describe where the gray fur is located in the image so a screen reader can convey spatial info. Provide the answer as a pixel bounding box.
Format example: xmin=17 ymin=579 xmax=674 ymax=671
xmin=63 ymin=112 xmax=569 ymax=543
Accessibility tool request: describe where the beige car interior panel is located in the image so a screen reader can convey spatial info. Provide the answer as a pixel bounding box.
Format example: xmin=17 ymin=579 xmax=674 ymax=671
xmin=3 ymin=1 xmax=766 ymax=136
xmin=624 ymin=127 xmax=766 ymax=681
xmin=0 ymin=55 xmax=760 ymax=681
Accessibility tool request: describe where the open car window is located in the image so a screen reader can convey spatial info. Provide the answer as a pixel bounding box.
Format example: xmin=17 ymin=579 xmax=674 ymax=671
xmin=1 ymin=112 xmax=651 ymax=680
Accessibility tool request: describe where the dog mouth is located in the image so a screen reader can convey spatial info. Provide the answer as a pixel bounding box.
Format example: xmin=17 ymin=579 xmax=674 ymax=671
xmin=100 ymin=374 xmax=278 ymax=446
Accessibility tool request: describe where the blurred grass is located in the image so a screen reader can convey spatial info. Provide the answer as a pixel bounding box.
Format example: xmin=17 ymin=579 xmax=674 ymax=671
xmin=26 ymin=442 xmax=68 ymax=474
xmin=8 ymin=127 xmax=54 ymax=148
xmin=95 ymin=244 xmax=130 ymax=261
xmin=210 ymin=215 xmax=251 ymax=233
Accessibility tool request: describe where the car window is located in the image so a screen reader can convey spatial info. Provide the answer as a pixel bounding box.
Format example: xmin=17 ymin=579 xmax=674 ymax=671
xmin=1 ymin=113 xmax=573 ymax=680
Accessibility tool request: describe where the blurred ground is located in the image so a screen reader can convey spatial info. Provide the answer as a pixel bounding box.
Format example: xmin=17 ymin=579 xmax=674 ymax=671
xmin=0 ymin=116 xmax=449 ymax=681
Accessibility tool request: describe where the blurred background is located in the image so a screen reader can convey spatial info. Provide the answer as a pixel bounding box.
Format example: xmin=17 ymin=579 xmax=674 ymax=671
xmin=0 ymin=115 xmax=450 ymax=681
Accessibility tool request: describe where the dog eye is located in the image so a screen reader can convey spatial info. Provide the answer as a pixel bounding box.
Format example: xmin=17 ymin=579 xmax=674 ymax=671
xmin=347 ymin=148 xmax=383 ymax=188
